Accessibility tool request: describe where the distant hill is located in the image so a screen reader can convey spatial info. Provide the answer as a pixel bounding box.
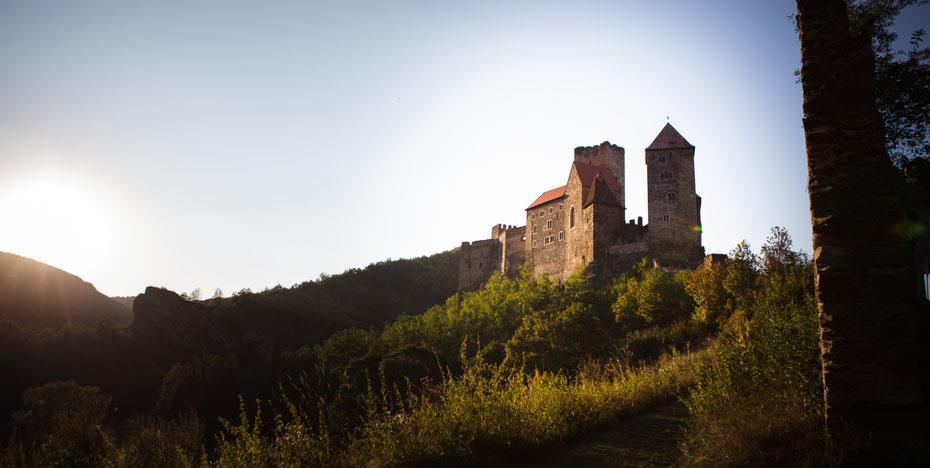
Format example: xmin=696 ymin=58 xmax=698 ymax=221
xmin=132 ymin=249 xmax=462 ymax=354
xmin=0 ymin=252 xmax=131 ymax=328
xmin=110 ymin=296 xmax=136 ymax=320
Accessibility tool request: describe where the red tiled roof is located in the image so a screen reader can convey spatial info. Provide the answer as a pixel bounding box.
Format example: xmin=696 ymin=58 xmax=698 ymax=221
xmin=646 ymin=123 xmax=693 ymax=150
xmin=526 ymin=186 xmax=566 ymax=210
xmin=572 ymin=161 xmax=622 ymax=193
xmin=584 ymin=174 xmax=622 ymax=208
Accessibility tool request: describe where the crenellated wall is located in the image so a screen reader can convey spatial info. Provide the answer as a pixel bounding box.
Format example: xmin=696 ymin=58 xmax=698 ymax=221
xmin=457 ymin=223 xmax=527 ymax=290
xmin=458 ymin=125 xmax=705 ymax=290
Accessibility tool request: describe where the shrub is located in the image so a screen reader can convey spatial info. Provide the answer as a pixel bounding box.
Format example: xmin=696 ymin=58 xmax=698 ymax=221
xmin=612 ymin=262 xmax=693 ymax=331
xmin=681 ymin=229 xmax=823 ymax=466
xmin=345 ymin=348 xmax=709 ymax=467
xmin=9 ymin=381 xmax=113 ymax=467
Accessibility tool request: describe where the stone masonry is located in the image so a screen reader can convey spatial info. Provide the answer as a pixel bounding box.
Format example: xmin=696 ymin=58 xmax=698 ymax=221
xmin=458 ymin=123 xmax=705 ymax=290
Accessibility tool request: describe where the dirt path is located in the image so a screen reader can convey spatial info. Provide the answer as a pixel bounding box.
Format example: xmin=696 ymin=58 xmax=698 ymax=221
xmin=513 ymin=400 xmax=689 ymax=467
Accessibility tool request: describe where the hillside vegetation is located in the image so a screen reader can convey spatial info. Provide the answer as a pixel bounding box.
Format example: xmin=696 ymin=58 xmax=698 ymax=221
xmin=0 ymin=249 xmax=459 ymax=444
xmin=1 ymin=228 xmax=838 ymax=466
xmin=0 ymin=251 xmax=130 ymax=327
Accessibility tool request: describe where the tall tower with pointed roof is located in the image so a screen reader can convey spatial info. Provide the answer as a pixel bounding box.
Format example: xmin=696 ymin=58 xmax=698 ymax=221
xmin=645 ymin=123 xmax=703 ymax=266
xmin=457 ymin=123 xmax=706 ymax=291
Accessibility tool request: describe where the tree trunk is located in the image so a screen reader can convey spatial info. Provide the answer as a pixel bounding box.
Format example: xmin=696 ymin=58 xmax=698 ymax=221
xmin=796 ymin=0 xmax=925 ymax=443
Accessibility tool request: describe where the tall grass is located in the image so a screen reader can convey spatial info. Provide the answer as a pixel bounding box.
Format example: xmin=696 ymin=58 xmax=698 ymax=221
xmin=343 ymin=347 xmax=708 ymax=466
xmin=679 ymin=236 xmax=827 ymax=466
xmin=201 ymin=347 xmax=708 ymax=467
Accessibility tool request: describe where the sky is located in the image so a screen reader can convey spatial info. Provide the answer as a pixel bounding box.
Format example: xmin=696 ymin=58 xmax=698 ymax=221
xmin=1 ymin=1 xmax=927 ymax=297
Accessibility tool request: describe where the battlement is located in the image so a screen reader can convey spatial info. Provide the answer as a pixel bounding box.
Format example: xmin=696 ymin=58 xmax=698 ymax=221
xmin=491 ymin=223 xmax=526 ymax=239
xmin=574 ymin=141 xmax=624 ymax=159
xmin=459 ymin=124 xmax=702 ymax=291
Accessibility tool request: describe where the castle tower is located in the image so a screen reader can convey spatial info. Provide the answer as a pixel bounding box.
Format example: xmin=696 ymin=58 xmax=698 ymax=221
xmin=645 ymin=123 xmax=703 ymax=266
xmin=573 ymin=142 xmax=625 ymax=208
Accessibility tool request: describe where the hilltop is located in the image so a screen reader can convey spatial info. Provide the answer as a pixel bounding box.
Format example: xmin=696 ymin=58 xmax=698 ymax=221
xmin=0 ymin=251 xmax=130 ymax=328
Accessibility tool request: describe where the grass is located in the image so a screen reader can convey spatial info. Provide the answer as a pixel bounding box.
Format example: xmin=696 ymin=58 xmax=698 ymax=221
xmin=343 ymin=348 xmax=710 ymax=467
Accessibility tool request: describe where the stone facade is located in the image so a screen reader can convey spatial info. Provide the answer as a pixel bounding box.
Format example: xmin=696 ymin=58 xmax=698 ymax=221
xmin=458 ymin=124 xmax=705 ymax=290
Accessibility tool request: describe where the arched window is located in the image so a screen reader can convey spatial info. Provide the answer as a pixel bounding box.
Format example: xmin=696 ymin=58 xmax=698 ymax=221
xmin=570 ymin=206 xmax=576 ymax=228
xmin=666 ymin=191 xmax=678 ymax=203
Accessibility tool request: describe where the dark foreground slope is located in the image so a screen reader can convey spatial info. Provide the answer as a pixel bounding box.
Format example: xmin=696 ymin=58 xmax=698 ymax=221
xmin=0 ymin=248 xmax=460 ymax=441
xmin=0 ymin=251 xmax=130 ymax=328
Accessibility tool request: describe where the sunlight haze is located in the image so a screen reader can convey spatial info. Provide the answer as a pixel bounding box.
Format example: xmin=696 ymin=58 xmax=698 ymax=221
xmin=0 ymin=1 xmax=837 ymax=295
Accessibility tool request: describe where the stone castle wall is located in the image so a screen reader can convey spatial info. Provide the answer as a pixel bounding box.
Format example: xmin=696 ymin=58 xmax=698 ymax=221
xmin=645 ymin=145 xmax=704 ymax=268
xmin=459 ymin=224 xmax=528 ymax=290
xmin=457 ymin=126 xmax=704 ymax=291
xmin=573 ymin=142 xmax=625 ymax=207
xmin=458 ymin=239 xmax=499 ymax=291
xmin=526 ymin=198 xmax=568 ymax=278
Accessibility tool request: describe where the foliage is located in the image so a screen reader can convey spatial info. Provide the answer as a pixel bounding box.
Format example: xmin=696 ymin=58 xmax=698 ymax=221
xmin=0 ymin=229 xmax=840 ymax=466
xmin=104 ymin=413 xmax=204 ymax=468
xmin=344 ymin=348 xmax=709 ymax=467
xmin=611 ymin=260 xmax=693 ymax=331
xmin=851 ymin=0 xmax=930 ymax=166
xmin=684 ymin=258 xmax=727 ymax=325
xmin=4 ymin=381 xmax=111 ymax=467
xmin=505 ymin=302 xmax=613 ymax=372
xmin=0 ymin=249 xmax=459 ymax=445
xmin=681 ymin=228 xmax=824 ymax=466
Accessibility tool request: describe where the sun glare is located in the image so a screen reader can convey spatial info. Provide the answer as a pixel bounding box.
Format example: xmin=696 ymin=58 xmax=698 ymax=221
xmin=0 ymin=177 xmax=118 ymax=279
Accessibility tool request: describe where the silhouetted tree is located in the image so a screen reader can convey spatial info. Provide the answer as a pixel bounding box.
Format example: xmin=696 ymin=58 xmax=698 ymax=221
xmin=796 ymin=0 xmax=925 ymax=444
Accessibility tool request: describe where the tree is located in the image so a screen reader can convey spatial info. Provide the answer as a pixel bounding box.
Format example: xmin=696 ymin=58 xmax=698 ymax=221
xmin=686 ymin=257 xmax=728 ymax=325
xmin=723 ymin=241 xmax=758 ymax=314
xmin=796 ymin=0 xmax=925 ymax=444
xmin=612 ymin=265 xmax=692 ymax=330
xmin=12 ymin=381 xmax=112 ymax=466
xmin=759 ymin=226 xmax=801 ymax=276
xmin=850 ymin=0 xmax=930 ymax=167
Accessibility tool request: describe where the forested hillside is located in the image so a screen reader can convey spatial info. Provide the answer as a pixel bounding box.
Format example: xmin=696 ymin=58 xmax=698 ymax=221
xmin=0 ymin=251 xmax=130 ymax=327
xmin=0 ymin=249 xmax=459 ymax=444
xmin=1 ymin=229 xmax=841 ymax=466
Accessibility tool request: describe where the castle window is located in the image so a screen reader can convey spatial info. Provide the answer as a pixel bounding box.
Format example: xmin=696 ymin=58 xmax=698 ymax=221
xmin=660 ymin=171 xmax=672 ymax=180
xmin=666 ymin=191 xmax=678 ymax=203
xmin=570 ymin=207 xmax=576 ymax=228
xmin=549 ymin=207 xmax=553 ymax=214
xmin=532 ymin=222 xmax=537 ymax=234
xmin=559 ymin=203 xmax=563 ymax=210
xmin=546 ymin=219 xmax=552 ymax=230
xmin=659 ymin=156 xmax=666 ymax=163
xmin=558 ymin=231 xmax=565 ymax=241
xmin=663 ymin=214 xmax=670 ymax=222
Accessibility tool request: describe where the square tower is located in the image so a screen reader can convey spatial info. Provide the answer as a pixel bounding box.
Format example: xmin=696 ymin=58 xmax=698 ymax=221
xmin=573 ymin=141 xmax=625 ymax=208
xmin=645 ymin=123 xmax=703 ymax=266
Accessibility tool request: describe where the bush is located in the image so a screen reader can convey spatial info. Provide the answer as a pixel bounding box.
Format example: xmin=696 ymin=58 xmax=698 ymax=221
xmin=345 ymin=348 xmax=709 ymax=466
xmin=612 ymin=261 xmax=693 ymax=331
xmin=681 ymin=228 xmax=824 ymax=466
xmin=8 ymin=381 xmax=113 ymax=467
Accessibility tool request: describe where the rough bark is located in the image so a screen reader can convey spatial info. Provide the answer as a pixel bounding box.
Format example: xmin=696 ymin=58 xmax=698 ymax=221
xmin=796 ymin=0 xmax=925 ymax=442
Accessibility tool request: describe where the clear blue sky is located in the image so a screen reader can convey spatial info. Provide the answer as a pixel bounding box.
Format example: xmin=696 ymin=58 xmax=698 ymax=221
xmin=1 ymin=1 xmax=927 ymax=296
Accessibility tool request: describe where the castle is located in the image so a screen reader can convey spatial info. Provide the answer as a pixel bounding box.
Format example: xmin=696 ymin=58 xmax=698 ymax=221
xmin=458 ymin=123 xmax=705 ymax=290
